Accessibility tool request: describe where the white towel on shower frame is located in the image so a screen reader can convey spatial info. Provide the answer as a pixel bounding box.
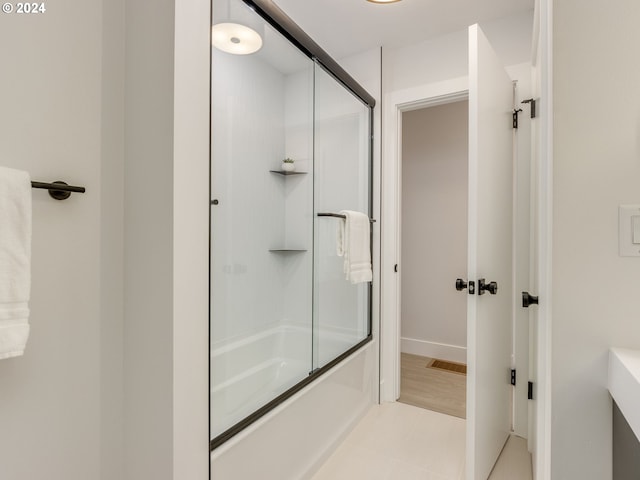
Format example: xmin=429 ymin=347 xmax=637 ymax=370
xmin=337 ymin=210 xmax=372 ymax=284
xmin=0 ymin=166 xmax=31 ymax=360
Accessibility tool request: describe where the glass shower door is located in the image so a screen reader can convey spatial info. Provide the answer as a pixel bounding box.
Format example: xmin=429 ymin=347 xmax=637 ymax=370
xmin=210 ymin=0 xmax=374 ymax=448
xmin=210 ymin=0 xmax=314 ymax=441
xmin=312 ymin=63 xmax=372 ymax=369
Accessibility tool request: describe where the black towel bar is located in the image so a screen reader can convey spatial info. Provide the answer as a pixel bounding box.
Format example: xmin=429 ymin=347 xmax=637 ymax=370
xmin=317 ymin=212 xmax=376 ymax=223
xmin=31 ymin=181 xmax=86 ymax=200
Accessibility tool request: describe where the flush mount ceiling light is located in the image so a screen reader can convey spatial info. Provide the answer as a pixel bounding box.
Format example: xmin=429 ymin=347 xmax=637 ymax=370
xmin=212 ymin=23 xmax=263 ymax=55
xmin=366 ymin=0 xmax=403 ymax=3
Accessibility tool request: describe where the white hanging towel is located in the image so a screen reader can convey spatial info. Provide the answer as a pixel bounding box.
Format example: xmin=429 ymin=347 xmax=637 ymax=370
xmin=336 ymin=210 xmax=372 ymax=284
xmin=0 ymin=166 xmax=31 ymax=360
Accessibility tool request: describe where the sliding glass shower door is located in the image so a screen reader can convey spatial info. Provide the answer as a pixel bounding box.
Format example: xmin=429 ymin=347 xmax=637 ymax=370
xmin=210 ymin=0 xmax=373 ymax=449
xmin=313 ymin=63 xmax=372 ymax=369
xmin=210 ymin=2 xmax=315 ymax=440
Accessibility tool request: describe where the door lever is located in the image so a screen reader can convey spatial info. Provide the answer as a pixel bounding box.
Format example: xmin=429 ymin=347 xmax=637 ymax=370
xmin=455 ymin=278 xmax=475 ymax=294
xmin=478 ymin=278 xmax=498 ymax=295
xmin=522 ymin=291 xmax=539 ymax=307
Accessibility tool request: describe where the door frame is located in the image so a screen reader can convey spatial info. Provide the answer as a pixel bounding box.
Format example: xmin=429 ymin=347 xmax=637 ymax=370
xmin=380 ymin=68 xmax=545 ymax=450
xmin=381 ymin=76 xmax=469 ymax=402
xmin=530 ymin=0 xmax=553 ymax=478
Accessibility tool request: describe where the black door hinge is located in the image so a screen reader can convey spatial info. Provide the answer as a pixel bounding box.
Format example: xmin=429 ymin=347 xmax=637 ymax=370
xmin=522 ymin=98 xmax=537 ymax=118
xmin=528 ymin=381 xmax=534 ymax=400
xmin=513 ymin=108 xmax=523 ymax=129
xmin=510 ymin=369 xmax=516 ymax=386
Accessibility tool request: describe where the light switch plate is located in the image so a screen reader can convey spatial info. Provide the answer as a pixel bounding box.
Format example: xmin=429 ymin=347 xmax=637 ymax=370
xmin=619 ymin=205 xmax=640 ymax=256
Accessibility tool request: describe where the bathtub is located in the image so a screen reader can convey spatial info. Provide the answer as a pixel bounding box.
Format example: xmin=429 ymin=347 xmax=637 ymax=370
xmin=211 ymin=324 xmax=363 ymax=441
xmin=211 ymin=338 xmax=375 ymax=480
xmin=211 ymin=324 xmax=311 ymax=437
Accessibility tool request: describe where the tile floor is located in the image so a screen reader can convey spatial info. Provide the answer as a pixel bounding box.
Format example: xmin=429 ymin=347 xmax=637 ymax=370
xmin=310 ymin=402 xmax=532 ymax=480
xmin=485 ymin=435 xmax=532 ymax=480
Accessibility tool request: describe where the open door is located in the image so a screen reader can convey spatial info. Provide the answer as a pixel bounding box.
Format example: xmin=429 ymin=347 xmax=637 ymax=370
xmin=465 ymin=24 xmax=514 ymax=480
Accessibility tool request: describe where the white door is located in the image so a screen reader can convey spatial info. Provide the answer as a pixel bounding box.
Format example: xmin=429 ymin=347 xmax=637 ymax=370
xmin=465 ymin=24 xmax=514 ymax=480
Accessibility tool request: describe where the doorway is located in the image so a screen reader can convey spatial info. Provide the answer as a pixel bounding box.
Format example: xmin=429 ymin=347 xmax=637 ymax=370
xmin=379 ymin=22 xmax=541 ymax=479
xmin=397 ymin=100 xmax=469 ymax=419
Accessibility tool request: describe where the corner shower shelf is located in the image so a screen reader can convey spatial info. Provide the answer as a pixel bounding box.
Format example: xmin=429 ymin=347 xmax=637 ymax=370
xmin=269 ymin=170 xmax=307 ymax=176
xmin=269 ymin=169 xmax=308 ymax=254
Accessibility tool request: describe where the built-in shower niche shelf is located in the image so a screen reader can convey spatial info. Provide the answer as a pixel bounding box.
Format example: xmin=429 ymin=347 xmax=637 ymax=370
xmin=269 ymin=248 xmax=308 ymax=253
xmin=269 ymin=170 xmax=307 ymax=176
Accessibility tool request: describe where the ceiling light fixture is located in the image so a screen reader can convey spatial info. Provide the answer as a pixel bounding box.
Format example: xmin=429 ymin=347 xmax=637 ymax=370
xmin=212 ymin=22 xmax=263 ymax=55
xmin=366 ymin=0 xmax=402 ymax=3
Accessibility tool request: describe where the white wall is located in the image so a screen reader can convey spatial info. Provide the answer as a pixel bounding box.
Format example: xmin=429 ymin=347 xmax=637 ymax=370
xmin=125 ymin=0 xmax=210 ymax=478
xmin=101 ymin=0 xmax=126 ymax=477
xmin=173 ymin=1 xmax=210 ymax=477
xmin=123 ymin=0 xmax=175 ymax=477
xmin=0 ymin=2 xmax=110 ymax=479
xmin=551 ymin=1 xmax=640 ymax=478
xmin=400 ymin=101 xmax=468 ymax=362
xmin=0 ymin=1 xmax=209 ymax=479
xmin=383 ymin=10 xmax=534 ymax=93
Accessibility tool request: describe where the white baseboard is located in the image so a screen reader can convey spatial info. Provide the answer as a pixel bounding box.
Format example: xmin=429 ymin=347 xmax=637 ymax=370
xmin=401 ymin=337 xmax=467 ymax=364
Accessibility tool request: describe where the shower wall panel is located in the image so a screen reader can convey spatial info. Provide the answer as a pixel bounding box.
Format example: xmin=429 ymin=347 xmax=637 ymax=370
xmin=211 ymin=51 xmax=286 ymax=344
xmin=282 ymin=69 xmax=314 ymax=331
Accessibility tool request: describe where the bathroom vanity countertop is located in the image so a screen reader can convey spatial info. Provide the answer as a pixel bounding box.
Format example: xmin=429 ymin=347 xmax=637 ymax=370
xmin=609 ymin=348 xmax=640 ymax=441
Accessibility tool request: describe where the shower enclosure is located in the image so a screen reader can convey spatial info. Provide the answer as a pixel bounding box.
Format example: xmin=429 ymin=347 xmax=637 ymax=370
xmin=210 ymin=0 xmax=375 ymax=449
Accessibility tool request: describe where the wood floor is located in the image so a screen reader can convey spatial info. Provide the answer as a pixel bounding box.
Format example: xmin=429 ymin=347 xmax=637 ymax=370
xmin=398 ymin=352 xmax=466 ymax=419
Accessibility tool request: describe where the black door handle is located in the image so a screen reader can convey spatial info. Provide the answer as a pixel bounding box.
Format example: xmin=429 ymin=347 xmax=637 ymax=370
xmin=456 ymin=278 xmax=475 ymax=294
xmin=522 ymin=291 xmax=539 ymax=307
xmin=478 ymin=278 xmax=498 ymax=295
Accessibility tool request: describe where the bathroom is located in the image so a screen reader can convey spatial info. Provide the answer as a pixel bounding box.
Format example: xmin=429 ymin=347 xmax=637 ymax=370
xmin=1 ymin=0 xmax=639 ymax=479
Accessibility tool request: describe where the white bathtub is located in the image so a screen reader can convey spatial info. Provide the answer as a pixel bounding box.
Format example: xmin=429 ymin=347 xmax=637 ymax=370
xmin=211 ymin=325 xmax=311 ymax=437
xmin=211 ymin=340 xmax=375 ymax=480
xmin=211 ymin=324 xmax=362 ymax=439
